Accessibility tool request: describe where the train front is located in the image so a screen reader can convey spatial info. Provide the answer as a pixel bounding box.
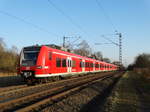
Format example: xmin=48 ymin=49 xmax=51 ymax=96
xmin=19 ymin=46 xmax=41 ymax=83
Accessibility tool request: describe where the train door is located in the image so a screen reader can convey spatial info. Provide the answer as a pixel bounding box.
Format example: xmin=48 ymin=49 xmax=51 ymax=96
xmin=67 ymin=57 xmax=72 ymax=73
xmin=82 ymin=60 xmax=85 ymax=72
xmin=93 ymin=62 xmax=95 ymax=71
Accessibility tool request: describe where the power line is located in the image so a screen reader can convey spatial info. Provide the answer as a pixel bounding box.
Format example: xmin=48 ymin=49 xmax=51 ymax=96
xmin=63 ymin=36 xmax=81 ymax=47
xmin=95 ymin=0 xmax=117 ymax=31
xmin=95 ymin=43 xmax=113 ymax=45
xmin=70 ymin=36 xmax=81 ymax=44
xmin=96 ymin=33 xmax=123 ymax=68
xmin=101 ymin=35 xmax=119 ymax=46
xmin=0 ymin=10 xmax=58 ymax=37
xmin=102 ymin=34 xmax=122 ymax=67
xmin=47 ymin=0 xmax=89 ymax=36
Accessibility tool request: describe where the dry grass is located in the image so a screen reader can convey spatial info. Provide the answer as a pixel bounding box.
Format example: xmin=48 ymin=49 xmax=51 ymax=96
xmin=134 ymin=68 xmax=150 ymax=79
xmin=104 ymin=71 xmax=150 ymax=112
xmin=0 ymin=72 xmax=17 ymax=77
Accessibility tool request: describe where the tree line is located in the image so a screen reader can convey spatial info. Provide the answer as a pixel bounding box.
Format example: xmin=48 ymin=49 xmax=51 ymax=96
xmin=0 ymin=38 xmax=19 ymax=72
xmin=128 ymin=53 xmax=150 ymax=70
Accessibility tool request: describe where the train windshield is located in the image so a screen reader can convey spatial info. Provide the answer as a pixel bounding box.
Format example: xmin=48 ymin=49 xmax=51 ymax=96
xmin=20 ymin=46 xmax=41 ymax=66
xmin=24 ymin=52 xmax=39 ymax=60
xmin=21 ymin=51 xmax=39 ymax=66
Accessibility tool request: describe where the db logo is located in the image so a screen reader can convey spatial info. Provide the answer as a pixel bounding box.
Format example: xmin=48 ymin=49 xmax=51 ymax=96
xmin=26 ymin=67 xmax=30 ymax=70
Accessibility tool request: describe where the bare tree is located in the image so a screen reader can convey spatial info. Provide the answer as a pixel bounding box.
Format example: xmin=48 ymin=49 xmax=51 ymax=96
xmin=0 ymin=39 xmax=19 ymax=73
xmin=74 ymin=40 xmax=92 ymax=57
xmin=134 ymin=53 xmax=150 ymax=68
xmin=0 ymin=38 xmax=6 ymax=52
xmin=112 ymin=61 xmax=120 ymax=66
xmin=10 ymin=45 xmax=19 ymax=55
xmin=94 ymin=51 xmax=103 ymax=60
xmin=103 ymin=57 xmax=111 ymax=63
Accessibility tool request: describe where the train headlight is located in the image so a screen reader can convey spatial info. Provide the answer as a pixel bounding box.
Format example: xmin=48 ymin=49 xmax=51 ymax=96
xmin=23 ymin=72 xmax=32 ymax=78
xmin=36 ymin=65 xmax=42 ymax=69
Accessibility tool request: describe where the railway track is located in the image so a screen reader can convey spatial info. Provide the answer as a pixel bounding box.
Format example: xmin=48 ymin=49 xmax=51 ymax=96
xmin=0 ymin=72 xmax=111 ymax=103
xmin=0 ymin=85 xmax=27 ymax=93
xmin=0 ymin=72 xmax=121 ymax=112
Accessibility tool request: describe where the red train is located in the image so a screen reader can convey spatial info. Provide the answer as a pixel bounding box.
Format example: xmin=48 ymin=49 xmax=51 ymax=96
xmin=18 ymin=45 xmax=118 ymax=84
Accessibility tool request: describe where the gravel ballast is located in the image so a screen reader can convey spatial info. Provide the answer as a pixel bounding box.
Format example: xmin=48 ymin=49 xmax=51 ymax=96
xmin=41 ymin=73 xmax=121 ymax=112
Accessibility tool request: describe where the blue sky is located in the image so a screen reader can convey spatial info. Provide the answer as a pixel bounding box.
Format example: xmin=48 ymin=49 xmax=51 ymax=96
xmin=0 ymin=0 xmax=150 ymax=65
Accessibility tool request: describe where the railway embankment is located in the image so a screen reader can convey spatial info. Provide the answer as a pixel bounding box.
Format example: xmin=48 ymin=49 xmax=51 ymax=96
xmin=103 ymin=71 xmax=150 ymax=112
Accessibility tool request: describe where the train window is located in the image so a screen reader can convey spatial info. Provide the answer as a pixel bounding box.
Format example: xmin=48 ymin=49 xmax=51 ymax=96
xmin=67 ymin=60 xmax=72 ymax=67
xmin=90 ymin=63 xmax=91 ymax=68
xmin=85 ymin=62 xmax=87 ymax=67
xmin=80 ymin=61 xmax=82 ymax=68
xmin=67 ymin=60 xmax=69 ymax=67
xmin=72 ymin=60 xmax=76 ymax=67
xmin=62 ymin=59 xmax=66 ymax=67
xmin=56 ymin=58 xmax=61 ymax=67
xmin=49 ymin=52 xmax=52 ymax=60
xmin=85 ymin=62 xmax=89 ymax=68
xmin=70 ymin=60 xmax=72 ymax=67
xmin=97 ymin=64 xmax=99 ymax=68
xmin=80 ymin=61 xmax=85 ymax=68
xmin=83 ymin=62 xmax=85 ymax=67
xmin=95 ymin=64 xmax=97 ymax=68
xmin=92 ymin=63 xmax=94 ymax=68
xmin=96 ymin=64 xmax=99 ymax=68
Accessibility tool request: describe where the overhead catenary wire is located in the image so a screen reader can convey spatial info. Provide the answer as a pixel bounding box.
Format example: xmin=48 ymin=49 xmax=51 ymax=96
xmin=95 ymin=0 xmax=123 ymax=66
xmin=0 ymin=10 xmax=58 ymax=37
xmin=47 ymin=0 xmax=89 ymax=37
xmin=95 ymin=42 xmax=114 ymax=45
xmin=70 ymin=36 xmax=81 ymax=45
xmin=95 ymin=0 xmax=117 ymax=32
